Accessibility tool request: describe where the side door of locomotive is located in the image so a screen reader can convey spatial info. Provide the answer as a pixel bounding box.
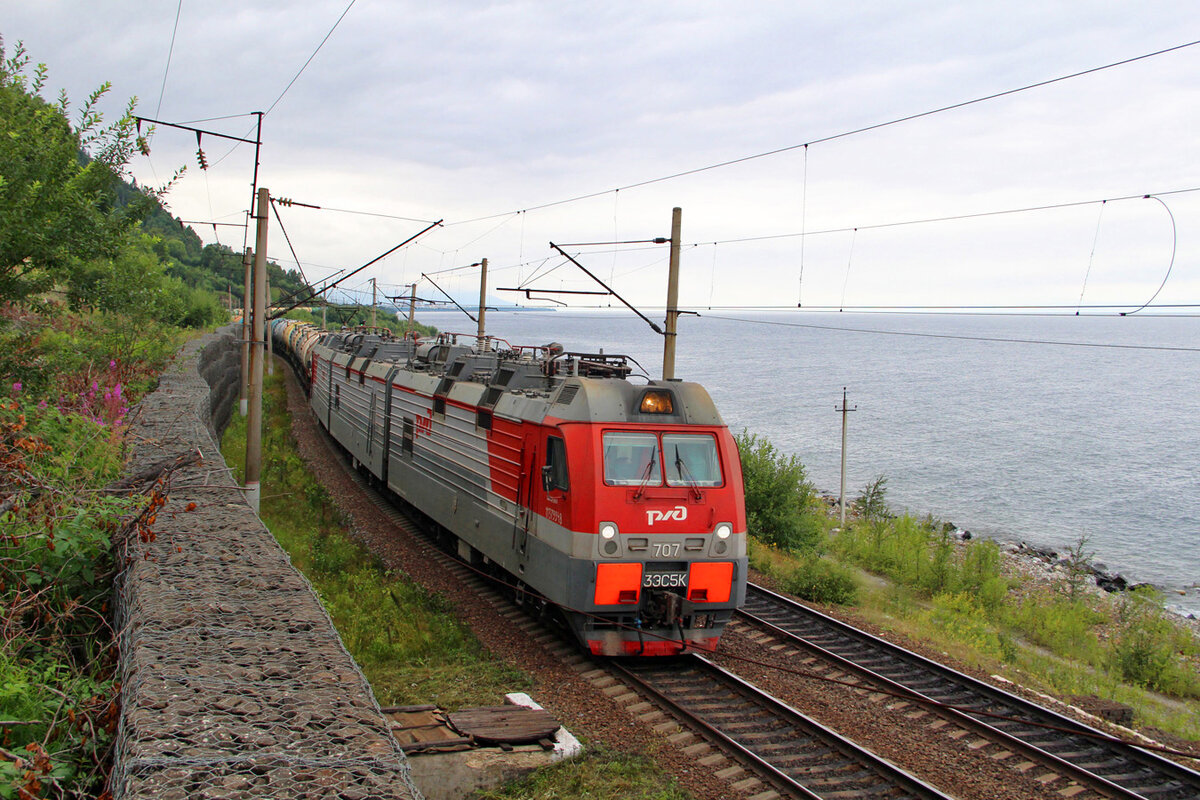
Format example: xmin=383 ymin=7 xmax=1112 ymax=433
xmin=513 ymin=433 xmax=538 ymax=557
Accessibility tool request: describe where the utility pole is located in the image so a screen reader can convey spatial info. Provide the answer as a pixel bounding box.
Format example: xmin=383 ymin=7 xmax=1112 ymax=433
xmin=322 ymin=300 xmax=327 ymax=330
xmin=265 ymin=273 xmax=273 ymax=376
xmin=245 ymin=187 xmax=269 ymax=514
xmin=836 ymin=387 xmax=857 ymax=529
xmin=662 ymin=207 xmax=683 ymax=380
xmin=240 ymin=247 xmax=252 ymax=417
xmin=476 ymin=258 xmax=488 ymax=350
xmin=407 ymin=283 xmax=417 ymax=336
xmin=370 ymin=277 xmax=378 ymax=328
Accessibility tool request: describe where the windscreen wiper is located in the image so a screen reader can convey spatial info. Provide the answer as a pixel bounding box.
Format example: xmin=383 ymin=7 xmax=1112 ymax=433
xmin=632 ymin=451 xmax=657 ymax=500
xmin=673 ymin=446 xmax=703 ymax=501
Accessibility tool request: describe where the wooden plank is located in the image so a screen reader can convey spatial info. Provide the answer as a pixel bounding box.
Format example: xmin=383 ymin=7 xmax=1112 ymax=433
xmin=447 ymin=706 xmax=560 ymax=745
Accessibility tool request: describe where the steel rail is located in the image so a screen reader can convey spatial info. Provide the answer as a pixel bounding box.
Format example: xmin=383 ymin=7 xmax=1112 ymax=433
xmin=611 ymin=655 xmax=953 ymax=800
xmin=740 ymin=583 xmax=1200 ymax=800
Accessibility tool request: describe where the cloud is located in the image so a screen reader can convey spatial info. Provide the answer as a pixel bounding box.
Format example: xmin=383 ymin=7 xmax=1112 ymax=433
xmin=4 ymin=2 xmax=1199 ymax=310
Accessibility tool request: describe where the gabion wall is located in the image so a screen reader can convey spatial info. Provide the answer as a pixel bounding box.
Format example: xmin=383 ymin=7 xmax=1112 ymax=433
xmin=110 ymin=328 xmax=421 ymax=800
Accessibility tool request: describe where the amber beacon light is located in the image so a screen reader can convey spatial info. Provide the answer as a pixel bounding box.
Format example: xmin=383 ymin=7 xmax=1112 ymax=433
xmin=640 ymin=390 xmax=674 ymax=414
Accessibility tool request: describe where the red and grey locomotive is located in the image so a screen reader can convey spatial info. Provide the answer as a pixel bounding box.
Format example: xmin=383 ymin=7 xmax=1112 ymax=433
xmin=274 ymin=319 xmax=748 ymax=656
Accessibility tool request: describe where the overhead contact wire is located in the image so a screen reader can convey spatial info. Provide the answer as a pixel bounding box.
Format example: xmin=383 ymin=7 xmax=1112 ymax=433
xmin=700 ymin=313 xmax=1200 ymax=352
xmin=445 ymin=39 xmax=1200 ymax=226
xmin=1124 ymin=195 xmax=1178 ymax=316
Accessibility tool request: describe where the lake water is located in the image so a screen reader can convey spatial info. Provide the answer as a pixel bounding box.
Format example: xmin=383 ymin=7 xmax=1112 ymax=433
xmin=451 ymin=309 xmax=1200 ymax=615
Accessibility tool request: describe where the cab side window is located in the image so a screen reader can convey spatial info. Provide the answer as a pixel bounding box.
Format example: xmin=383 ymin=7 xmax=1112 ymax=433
xmin=545 ymin=436 xmax=569 ymax=491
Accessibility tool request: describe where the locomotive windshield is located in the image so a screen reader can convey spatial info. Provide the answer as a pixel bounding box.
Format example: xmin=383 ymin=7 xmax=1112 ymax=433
xmin=663 ymin=434 xmax=722 ymax=487
xmin=602 ymin=431 xmax=723 ymax=487
xmin=603 ymin=432 xmax=661 ymax=485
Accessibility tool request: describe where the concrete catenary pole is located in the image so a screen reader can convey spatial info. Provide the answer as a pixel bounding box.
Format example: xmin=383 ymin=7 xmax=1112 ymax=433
xmin=407 ymin=283 xmax=417 ymax=336
xmin=240 ymin=247 xmax=252 ymax=416
xmin=265 ymin=273 xmax=273 ymax=376
xmin=370 ymin=277 xmax=377 ymax=329
xmin=476 ymin=258 xmax=488 ymax=351
xmin=837 ymin=387 xmax=856 ymax=529
xmin=662 ymin=207 xmax=683 ymax=380
xmin=245 ymin=187 xmax=269 ymax=514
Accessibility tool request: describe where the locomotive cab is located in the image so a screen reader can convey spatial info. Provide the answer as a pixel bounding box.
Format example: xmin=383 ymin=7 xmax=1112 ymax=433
xmin=530 ymin=379 xmax=748 ymax=656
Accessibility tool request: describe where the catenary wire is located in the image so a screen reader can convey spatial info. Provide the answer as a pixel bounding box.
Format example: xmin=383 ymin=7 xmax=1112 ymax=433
xmin=443 ymin=38 xmax=1200 ymax=226
xmin=154 ymin=0 xmax=183 ymax=118
xmin=210 ymin=0 xmax=356 ymax=168
xmin=699 ymin=312 xmax=1200 ymax=353
xmin=263 ymin=0 xmax=357 ymax=117
xmin=1124 ymin=195 xmax=1178 ymax=316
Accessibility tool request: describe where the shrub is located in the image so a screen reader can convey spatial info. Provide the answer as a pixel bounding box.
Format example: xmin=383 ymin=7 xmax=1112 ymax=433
xmin=735 ymin=431 xmax=820 ymax=550
xmin=1005 ymin=591 xmax=1105 ymax=664
xmin=1107 ymin=588 xmax=1200 ymax=697
xmin=779 ymin=553 xmax=859 ymax=605
xmin=921 ymin=592 xmax=1015 ymax=662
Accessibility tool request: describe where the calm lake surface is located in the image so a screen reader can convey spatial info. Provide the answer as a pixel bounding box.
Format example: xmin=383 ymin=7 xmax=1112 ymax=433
xmin=458 ymin=309 xmax=1200 ymax=615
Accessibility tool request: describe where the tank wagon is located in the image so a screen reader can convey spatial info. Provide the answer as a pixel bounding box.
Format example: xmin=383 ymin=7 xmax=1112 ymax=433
xmin=272 ymin=319 xmax=748 ymax=656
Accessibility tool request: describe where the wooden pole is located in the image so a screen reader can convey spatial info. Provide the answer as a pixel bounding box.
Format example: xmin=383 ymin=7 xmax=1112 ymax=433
xmin=662 ymin=207 xmax=682 ymax=380
xmin=245 ymin=187 xmax=269 ymax=514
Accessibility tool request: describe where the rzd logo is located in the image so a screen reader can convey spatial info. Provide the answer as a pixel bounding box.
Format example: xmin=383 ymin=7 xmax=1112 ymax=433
xmin=646 ymin=505 xmax=688 ymax=525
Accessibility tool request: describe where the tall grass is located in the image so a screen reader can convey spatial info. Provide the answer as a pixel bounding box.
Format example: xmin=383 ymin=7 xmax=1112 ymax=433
xmin=737 ymin=434 xmax=1200 ymax=740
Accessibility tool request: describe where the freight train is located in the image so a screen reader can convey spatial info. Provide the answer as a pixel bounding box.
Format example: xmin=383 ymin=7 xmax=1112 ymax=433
xmin=271 ymin=319 xmax=748 ymax=656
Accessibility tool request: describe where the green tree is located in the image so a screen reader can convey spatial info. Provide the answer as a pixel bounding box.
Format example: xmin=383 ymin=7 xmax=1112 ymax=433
xmin=0 ymin=38 xmax=161 ymax=303
xmin=854 ymin=475 xmax=890 ymax=523
xmin=735 ymin=431 xmax=821 ymax=550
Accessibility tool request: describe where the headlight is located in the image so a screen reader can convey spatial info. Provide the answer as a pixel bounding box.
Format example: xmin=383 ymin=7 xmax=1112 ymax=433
xmin=715 ymin=523 xmax=732 ymax=540
xmin=600 ymin=522 xmax=618 ymax=540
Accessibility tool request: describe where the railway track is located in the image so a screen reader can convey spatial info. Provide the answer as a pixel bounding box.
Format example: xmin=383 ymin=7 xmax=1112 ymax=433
xmin=737 ymin=583 xmax=1200 ymax=800
xmin=613 ymin=655 xmax=953 ymax=800
xmin=308 ymin=393 xmax=1199 ymax=799
xmin=326 ymin=440 xmax=958 ymax=798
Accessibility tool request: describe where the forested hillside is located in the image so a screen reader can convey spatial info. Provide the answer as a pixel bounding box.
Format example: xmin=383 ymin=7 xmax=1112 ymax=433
xmin=138 ymin=196 xmax=311 ymax=309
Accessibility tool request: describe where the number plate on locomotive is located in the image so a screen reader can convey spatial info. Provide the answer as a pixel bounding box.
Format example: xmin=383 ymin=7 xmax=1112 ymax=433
xmin=642 ymin=571 xmax=687 ymax=589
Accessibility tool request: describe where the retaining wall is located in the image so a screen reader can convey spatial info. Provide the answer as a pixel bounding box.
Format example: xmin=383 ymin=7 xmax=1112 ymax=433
xmin=110 ymin=326 xmax=421 ymax=800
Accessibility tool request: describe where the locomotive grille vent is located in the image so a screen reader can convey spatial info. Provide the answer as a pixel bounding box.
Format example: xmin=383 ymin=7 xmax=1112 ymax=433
xmin=448 ymin=360 xmax=466 ymax=378
xmin=481 ymin=386 xmax=504 ymax=409
xmin=434 ymin=377 xmax=454 ymax=397
xmin=554 ymin=384 xmax=580 ymax=406
xmin=494 ymin=366 xmax=517 ymax=387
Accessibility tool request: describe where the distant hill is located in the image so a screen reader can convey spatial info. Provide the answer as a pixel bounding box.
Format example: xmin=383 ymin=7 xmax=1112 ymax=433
xmin=128 ymin=179 xmax=311 ymax=308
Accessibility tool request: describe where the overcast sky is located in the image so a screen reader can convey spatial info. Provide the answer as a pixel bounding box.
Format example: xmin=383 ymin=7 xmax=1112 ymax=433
xmin=4 ymin=1 xmax=1200 ymax=313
